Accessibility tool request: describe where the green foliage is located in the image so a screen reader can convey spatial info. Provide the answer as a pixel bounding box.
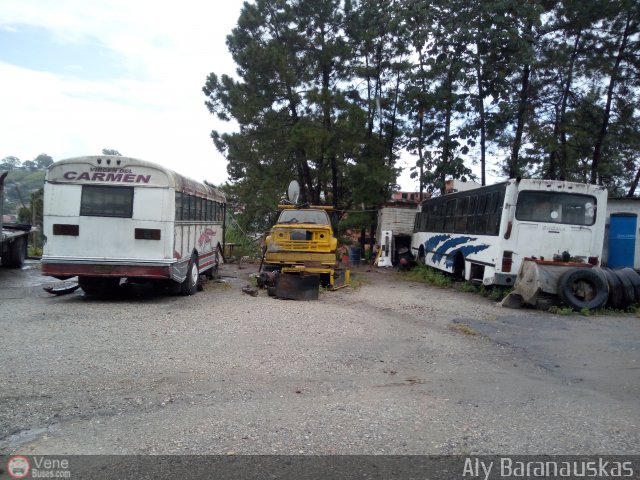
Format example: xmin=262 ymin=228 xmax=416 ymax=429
xmin=205 ymin=0 xmax=640 ymax=225
xmin=401 ymin=264 xmax=452 ymax=287
xmin=102 ymin=149 xmax=122 ymax=156
xmin=224 ymin=213 xmax=262 ymax=259
xmin=548 ymin=306 xmax=575 ymax=316
xmin=1 ymin=169 xmax=46 ymax=214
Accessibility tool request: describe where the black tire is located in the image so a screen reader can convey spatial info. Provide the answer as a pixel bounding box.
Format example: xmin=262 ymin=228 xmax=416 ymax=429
xmin=417 ymin=247 xmax=426 ymax=266
xmin=602 ymin=267 xmax=624 ymax=309
xmin=616 ymin=267 xmax=640 ymax=306
xmin=78 ymin=276 xmax=121 ymax=295
xmin=620 ymin=267 xmax=640 ymax=305
xmin=267 ymin=286 xmax=276 ymax=297
xmin=180 ymin=254 xmax=199 ymax=296
xmin=557 ymin=268 xmax=608 ymax=310
xmin=2 ymin=236 xmax=26 ymax=268
xmin=205 ymin=250 xmax=220 ymax=280
xmin=452 ymin=252 xmax=465 ymax=280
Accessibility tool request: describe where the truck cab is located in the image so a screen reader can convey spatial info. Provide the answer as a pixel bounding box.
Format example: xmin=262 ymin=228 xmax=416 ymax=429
xmin=264 ymin=205 xmax=338 ymax=269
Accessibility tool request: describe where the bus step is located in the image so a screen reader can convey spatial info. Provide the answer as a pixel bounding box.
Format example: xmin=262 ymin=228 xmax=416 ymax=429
xmin=470 ymin=278 xmax=483 ymax=285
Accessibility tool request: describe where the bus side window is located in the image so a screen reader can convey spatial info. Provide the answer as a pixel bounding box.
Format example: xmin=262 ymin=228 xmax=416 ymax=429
xmin=467 ymin=195 xmax=477 ymax=234
xmin=485 ymin=193 xmax=498 ymax=235
xmin=420 ymin=210 xmax=428 ymax=231
xmin=476 ymin=195 xmax=488 ymax=234
xmin=454 ymin=196 xmax=468 ymax=233
xmin=195 ymin=196 xmax=202 ymax=221
xmin=444 ymin=199 xmax=456 ymax=233
xmin=491 ymin=191 xmax=504 ymax=235
xmin=175 ymin=192 xmax=183 ymax=221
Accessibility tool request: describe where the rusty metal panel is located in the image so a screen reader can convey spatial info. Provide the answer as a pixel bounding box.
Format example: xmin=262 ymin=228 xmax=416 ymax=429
xmin=275 ymin=273 xmax=320 ymax=300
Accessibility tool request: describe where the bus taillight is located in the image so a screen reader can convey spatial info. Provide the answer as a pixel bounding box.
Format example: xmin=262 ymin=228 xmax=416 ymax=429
xmin=502 ymin=251 xmax=513 ymax=272
xmin=53 ymin=224 xmax=79 ymax=236
xmin=135 ymin=228 xmax=161 ymax=240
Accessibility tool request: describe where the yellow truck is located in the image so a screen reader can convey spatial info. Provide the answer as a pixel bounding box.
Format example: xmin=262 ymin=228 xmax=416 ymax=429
xmin=261 ymin=204 xmax=349 ymax=298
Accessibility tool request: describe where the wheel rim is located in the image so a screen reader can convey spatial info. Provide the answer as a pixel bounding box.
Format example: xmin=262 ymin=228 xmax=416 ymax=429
xmin=190 ymin=262 xmax=199 ymax=286
xmin=572 ymin=279 xmax=596 ymax=301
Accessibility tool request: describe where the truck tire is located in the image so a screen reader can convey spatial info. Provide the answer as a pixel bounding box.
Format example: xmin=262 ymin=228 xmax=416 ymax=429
xmin=557 ymin=268 xmax=608 ymax=311
xmin=2 ymin=237 xmax=26 ymax=268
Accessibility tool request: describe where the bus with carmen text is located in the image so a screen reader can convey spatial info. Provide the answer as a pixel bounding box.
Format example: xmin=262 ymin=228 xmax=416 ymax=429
xmin=411 ymin=178 xmax=608 ymax=286
xmin=41 ymin=155 xmax=225 ymax=295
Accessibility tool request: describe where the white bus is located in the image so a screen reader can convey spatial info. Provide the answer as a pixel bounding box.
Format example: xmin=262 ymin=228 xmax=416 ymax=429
xmin=42 ymin=156 xmax=226 ymax=295
xmin=411 ymin=178 xmax=608 ymax=286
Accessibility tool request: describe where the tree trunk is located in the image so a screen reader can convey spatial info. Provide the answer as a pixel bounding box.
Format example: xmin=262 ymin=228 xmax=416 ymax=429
xmin=510 ymin=62 xmax=531 ymax=179
xmin=558 ymin=31 xmax=581 ymax=180
xmin=591 ymin=12 xmax=631 ymax=185
xmin=475 ymin=41 xmax=486 ymax=186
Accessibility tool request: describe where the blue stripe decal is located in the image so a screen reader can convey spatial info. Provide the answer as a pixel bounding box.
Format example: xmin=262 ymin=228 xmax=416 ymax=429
xmin=423 ymin=234 xmax=490 ymax=268
xmin=425 ymin=234 xmax=451 ymax=252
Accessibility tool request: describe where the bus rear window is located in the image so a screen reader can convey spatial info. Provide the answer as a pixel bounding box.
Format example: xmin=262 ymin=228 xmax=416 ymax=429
xmin=516 ymin=191 xmax=596 ymax=226
xmin=80 ymin=185 xmax=134 ymax=218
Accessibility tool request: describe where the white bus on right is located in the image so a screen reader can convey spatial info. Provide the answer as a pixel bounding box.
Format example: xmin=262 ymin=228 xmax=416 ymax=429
xmin=411 ymin=178 xmax=608 ymax=287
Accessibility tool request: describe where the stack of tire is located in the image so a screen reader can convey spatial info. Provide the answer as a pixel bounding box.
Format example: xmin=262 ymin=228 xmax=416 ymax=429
xmin=557 ymin=266 xmax=640 ymax=311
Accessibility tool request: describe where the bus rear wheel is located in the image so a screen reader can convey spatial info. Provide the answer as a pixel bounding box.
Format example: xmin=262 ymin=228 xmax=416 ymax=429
xmin=180 ymin=254 xmax=199 ymax=295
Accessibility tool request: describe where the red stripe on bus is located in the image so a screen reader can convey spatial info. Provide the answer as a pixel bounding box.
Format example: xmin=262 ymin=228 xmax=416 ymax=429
xmin=41 ymin=263 xmax=171 ymax=279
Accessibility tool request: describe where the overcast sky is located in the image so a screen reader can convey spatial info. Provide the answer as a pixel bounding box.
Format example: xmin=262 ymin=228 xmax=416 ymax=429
xmin=0 ymin=0 xmax=248 ymax=186
xmin=0 ymin=0 xmax=431 ymax=190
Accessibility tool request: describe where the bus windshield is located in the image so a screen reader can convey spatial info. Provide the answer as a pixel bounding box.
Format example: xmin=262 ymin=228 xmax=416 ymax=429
xmin=515 ymin=191 xmax=596 ymax=226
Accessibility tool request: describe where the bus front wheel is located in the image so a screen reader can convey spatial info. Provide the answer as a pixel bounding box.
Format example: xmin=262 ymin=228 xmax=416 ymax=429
xmin=180 ymin=255 xmax=199 ymax=295
xmin=453 ymin=252 xmax=465 ymax=280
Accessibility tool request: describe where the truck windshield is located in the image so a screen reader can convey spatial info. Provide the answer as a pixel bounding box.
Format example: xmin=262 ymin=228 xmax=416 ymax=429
xmin=278 ymin=210 xmax=330 ymax=225
xmin=515 ymin=191 xmax=596 ymax=226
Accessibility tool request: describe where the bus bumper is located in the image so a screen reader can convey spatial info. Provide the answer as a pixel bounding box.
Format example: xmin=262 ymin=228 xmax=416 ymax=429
xmin=493 ymin=272 xmax=517 ymax=286
xmin=41 ymin=260 xmax=171 ymax=280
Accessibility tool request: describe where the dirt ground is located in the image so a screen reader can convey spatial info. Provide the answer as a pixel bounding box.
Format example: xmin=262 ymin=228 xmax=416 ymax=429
xmin=0 ymin=260 xmax=638 ymax=454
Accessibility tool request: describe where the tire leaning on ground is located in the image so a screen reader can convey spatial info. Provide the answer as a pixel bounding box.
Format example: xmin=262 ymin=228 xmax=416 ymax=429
xmin=557 ymin=267 xmax=608 ymax=310
xmin=616 ymin=267 xmax=640 ymax=306
xmin=613 ymin=268 xmax=636 ymax=306
xmin=180 ymin=254 xmax=199 ymax=296
xmin=601 ymin=267 xmax=624 ymax=309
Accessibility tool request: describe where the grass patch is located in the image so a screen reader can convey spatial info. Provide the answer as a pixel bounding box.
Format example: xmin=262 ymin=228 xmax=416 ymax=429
xmin=456 ymin=282 xmax=478 ymax=293
xmin=400 ymin=264 xmax=513 ymax=302
xmin=401 ymin=264 xmax=452 ymax=287
xmin=348 ymin=273 xmax=371 ymax=290
xmin=452 ymin=323 xmax=479 ymax=336
xmin=548 ymin=305 xmax=574 ymax=315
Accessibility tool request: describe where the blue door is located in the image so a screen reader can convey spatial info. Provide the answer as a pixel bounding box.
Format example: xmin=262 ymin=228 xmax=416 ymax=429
xmin=608 ymin=213 xmax=637 ymax=268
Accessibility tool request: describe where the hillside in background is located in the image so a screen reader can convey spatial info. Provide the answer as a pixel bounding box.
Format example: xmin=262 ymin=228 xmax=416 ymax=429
xmin=2 ymin=170 xmax=45 ymax=213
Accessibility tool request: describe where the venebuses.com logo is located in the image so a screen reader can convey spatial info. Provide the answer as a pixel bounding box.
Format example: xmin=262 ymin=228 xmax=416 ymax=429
xmin=5 ymin=456 xmax=71 ymax=479
xmin=6 ymin=456 xmax=30 ymax=479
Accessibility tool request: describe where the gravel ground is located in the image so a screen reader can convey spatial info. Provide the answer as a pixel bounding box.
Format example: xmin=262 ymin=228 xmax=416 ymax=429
xmin=0 ymin=261 xmax=638 ymax=455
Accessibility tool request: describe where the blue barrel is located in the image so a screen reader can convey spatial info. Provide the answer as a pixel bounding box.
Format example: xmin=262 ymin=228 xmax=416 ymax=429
xmin=348 ymin=246 xmax=361 ymax=266
xmin=608 ymin=213 xmax=637 ymax=268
